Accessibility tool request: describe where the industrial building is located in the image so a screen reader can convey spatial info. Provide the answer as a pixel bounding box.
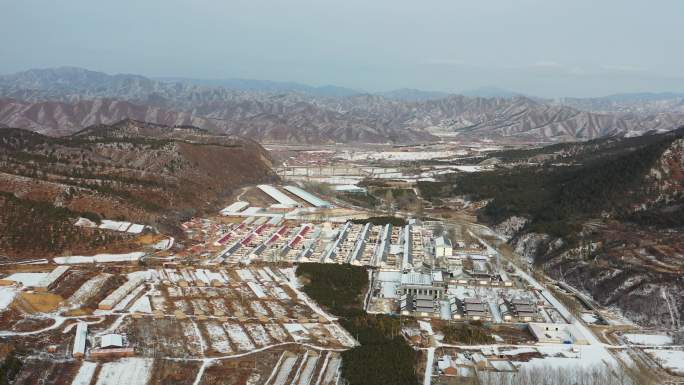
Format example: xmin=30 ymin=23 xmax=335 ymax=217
xmin=528 ymin=323 xmax=590 ymax=345
xmin=434 ymin=236 xmax=453 ymax=258
xmin=399 ymin=272 xmax=445 ymax=299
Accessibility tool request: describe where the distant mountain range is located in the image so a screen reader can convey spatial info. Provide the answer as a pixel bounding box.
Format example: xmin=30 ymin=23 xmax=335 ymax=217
xmin=1 ymin=67 xmax=683 ymax=144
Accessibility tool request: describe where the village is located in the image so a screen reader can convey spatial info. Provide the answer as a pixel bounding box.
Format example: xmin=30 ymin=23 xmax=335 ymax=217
xmin=0 ymin=176 xmax=682 ymax=384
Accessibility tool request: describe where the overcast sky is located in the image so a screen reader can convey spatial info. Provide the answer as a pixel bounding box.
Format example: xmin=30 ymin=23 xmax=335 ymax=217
xmin=0 ymin=0 xmax=682 ymax=97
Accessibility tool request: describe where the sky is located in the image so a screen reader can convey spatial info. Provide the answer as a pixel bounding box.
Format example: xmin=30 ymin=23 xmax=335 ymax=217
xmin=0 ymin=0 xmax=682 ymax=98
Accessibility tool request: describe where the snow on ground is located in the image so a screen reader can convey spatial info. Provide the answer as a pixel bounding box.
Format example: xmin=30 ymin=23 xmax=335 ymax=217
xmin=128 ymin=296 xmax=152 ymax=313
xmin=256 ymin=269 xmax=273 ymax=282
xmin=247 ymin=281 xmax=267 ymax=298
xmin=71 ymin=361 xmax=97 ymax=385
xmin=284 ymin=323 xmax=309 ymax=342
xmin=249 ymin=301 xmax=269 ymax=317
xmin=209 ymin=298 xmax=229 ymax=314
xmin=273 ymin=355 xmax=298 ymax=385
xmin=68 ymin=274 xmax=111 ymax=307
xmin=296 ymin=354 xmax=319 ymax=385
xmin=94 ymin=357 xmax=153 ymax=385
xmin=454 ymin=165 xmax=485 ymax=172
xmin=113 ymin=284 xmax=145 ymax=312
xmin=0 ymin=287 xmax=16 ymax=311
xmin=98 ymin=220 xmax=132 ymax=232
xmin=54 ymin=252 xmax=145 ymax=264
xmin=322 ymin=356 xmax=341 ymax=385
xmin=265 ymin=323 xmax=289 ymax=343
xmin=127 ymin=224 xmax=145 ymax=234
xmin=338 ymin=151 xmax=458 ymax=161
xmin=324 ymin=324 xmax=356 ymax=347
xmin=418 ymin=320 xmax=434 ymax=335
xmin=237 ymin=269 xmax=256 ymax=281
xmin=265 ymin=301 xmax=288 ymax=318
xmin=223 ymin=322 xmax=255 ymax=351
xmin=179 ymin=321 xmax=203 ymax=355
xmin=205 ymin=322 xmax=233 ymax=354
xmin=245 ymin=323 xmax=272 ymax=347
xmin=74 ymin=217 xmax=97 ymax=228
xmin=580 ymin=313 xmax=599 ymax=324
xmin=152 ymin=237 xmax=174 ymax=250
xmin=645 ymin=349 xmax=684 ymax=375
xmin=623 ymin=333 xmax=673 ymax=346
xmin=3 ymin=272 xmax=48 ymax=287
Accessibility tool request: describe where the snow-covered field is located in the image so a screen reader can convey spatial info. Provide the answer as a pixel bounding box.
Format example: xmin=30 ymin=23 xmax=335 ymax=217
xmin=223 ymin=322 xmax=255 ymax=351
xmin=0 ymin=287 xmax=16 ymax=311
xmin=94 ymin=358 xmax=153 ymax=385
xmin=68 ymin=274 xmax=111 ymax=307
xmin=129 ymin=296 xmax=152 ymax=313
xmin=71 ymin=361 xmax=97 ymax=385
xmin=245 ymin=323 xmax=272 ymax=347
xmin=284 ymin=323 xmax=309 ymax=342
xmin=3 ymin=272 xmax=48 ymax=287
xmin=338 ymin=151 xmax=458 ymax=161
xmin=623 ymin=333 xmax=673 ymax=346
xmin=206 ymin=322 xmax=233 ymax=354
xmin=54 ymin=252 xmax=145 ymax=264
xmin=645 ymin=349 xmax=684 ymax=375
xmin=265 ymin=323 xmax=289 ymax=343
xmin=247 ymin=281 xmax=267 ymax=299
xmin=265 ymin=301 xmax=288 ymax=318
xmin=237 ymin=269 xmax=256 ymax=281
xmin=273 ymin=355 xmax=298 ymax=385
xmin=250 ymin=301 xmax=270 ymax=317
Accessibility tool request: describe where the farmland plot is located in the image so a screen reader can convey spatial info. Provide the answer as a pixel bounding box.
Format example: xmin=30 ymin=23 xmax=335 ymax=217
xmin=265 ymin=323 xmax=290 ymax=343
xmin=67 ymin=274 xmax=112 ymax=307
xmin=151 ymin=296 xmax=166 ymax=312
xmin=71 ymin=361 xmax=98 ymax=385
xmin=265 ymin=301 xmax=288 ymax=318
xmin=244 ymin=323 xmax=273 ymax=347
xmin=272 ymin=354 xmax=299 ymax=385
xmin=94 ymin=357 xmax=153 ymax=385
xmin=149 ymin=359 xmax=201 ymax=385
xmin=209 ymin=298 xmax=230 ymax=315
xmin=250 ymin=301 xmax=270 ymax=317
xmin=295 ymin=353 xmax=319 ymax=385
xmin=174 ymin=299 xmax=191 ymax=313
xmin=223 ymin=322 xmax=255 ymax=351
xmin=166 ymin=286 xmax=182 ymax=298
xmin=204 ymin=321 xmax=234 ymax=354
xmin=178 ymin=320 xmax=204 ymax=356
xmin=12 ymin=360 xmax=80 ymax=384
xmin=237 ymin=269 xmax=256 ymax=281
xmin=128 ymin=318 xmax=198 ymax=357
xmin=191 ymin=298 xmax=211 ymax=314
xmin=229 ymin=301 xmax=249 ymax=317
xmin=321 ymin=356 xmax=341 ymax=385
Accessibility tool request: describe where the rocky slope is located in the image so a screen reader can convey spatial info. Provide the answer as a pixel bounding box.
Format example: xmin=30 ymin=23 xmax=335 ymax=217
xmin=0 ymin=120 xmax=276 ymax=258
xmin=504 ymin=133 xmax=684 ymax=328
xmin=424 ymin=128 xmax=684 ymax=328
xmin=2 ymin=67 xmax=684 ymax=144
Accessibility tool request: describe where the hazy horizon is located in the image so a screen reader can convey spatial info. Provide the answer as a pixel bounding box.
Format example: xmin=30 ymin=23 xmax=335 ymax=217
xmin=1 ymin=0 xmax=683 ymax=98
